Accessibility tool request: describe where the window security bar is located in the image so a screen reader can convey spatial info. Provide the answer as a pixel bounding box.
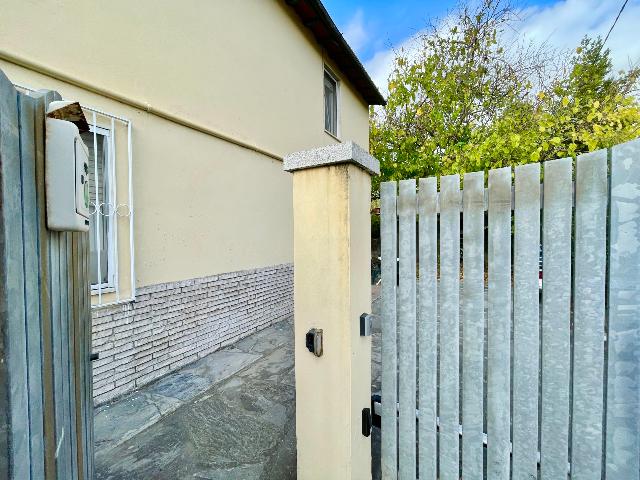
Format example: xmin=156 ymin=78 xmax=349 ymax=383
xmin=15 ymin=83 xmax=136 ymax=307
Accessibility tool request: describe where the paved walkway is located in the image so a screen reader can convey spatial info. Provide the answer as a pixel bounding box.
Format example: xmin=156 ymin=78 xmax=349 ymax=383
xmin=95 ymin=318 xmax=296 ymax=480
xmin=95 ymin=289 xmax=382 ymax=480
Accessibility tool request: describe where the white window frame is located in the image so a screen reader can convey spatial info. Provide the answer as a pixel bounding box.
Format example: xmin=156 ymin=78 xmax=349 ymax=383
xmin=13 ymin=81 xmax=136 ymax=307
xmin=323 ymin=66 xmax=340 ymax=139
xmin=86 ymin=124 xmax=117 ymax=295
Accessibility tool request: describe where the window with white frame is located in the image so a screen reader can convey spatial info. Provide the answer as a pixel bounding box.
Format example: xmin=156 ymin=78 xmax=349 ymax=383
xmin=13 ymin=82 xmax=135 ymax=307
xmin=324 ymin=68 xmax=339 ymax=137
xmin=80 ymin=127 xmax=114 ymax=291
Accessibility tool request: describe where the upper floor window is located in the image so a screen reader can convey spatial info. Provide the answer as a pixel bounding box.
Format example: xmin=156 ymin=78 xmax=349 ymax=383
xmin=324 ymin=68 xmax=339 ymax=137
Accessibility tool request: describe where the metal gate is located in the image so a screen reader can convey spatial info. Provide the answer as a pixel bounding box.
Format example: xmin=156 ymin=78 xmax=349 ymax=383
xmin=0 ymin=68 xmax=94 ymax=479
xmin=378 ymin=140 xmax=640 ymax=480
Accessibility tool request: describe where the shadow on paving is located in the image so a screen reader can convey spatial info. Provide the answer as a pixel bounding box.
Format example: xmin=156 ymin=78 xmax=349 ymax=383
xmin=95 ymin=318 xmax=297 ymax=480
xmin=95 ymin=292 xmax=384 ymax=480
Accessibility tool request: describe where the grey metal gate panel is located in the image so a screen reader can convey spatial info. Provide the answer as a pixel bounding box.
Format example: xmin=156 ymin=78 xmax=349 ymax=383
xmin=397 ymin=179 xmax=417 ymax=480
xmin=417 ymin=177 xmax=437 ymax=480
xmin=438 ymin=174 xmax=460 ymax=480
xmin=379 ymin=140 xmax=640 ymax=479
xmin=0 ymin=68 xmax=93 ymax=479
xmin=460 ymin=171 xmax=484 ymax=480
xmin=540 ymin=157 xmax=572 ymax=480
xmin=606 ymin=140 xmax=640 ymax=479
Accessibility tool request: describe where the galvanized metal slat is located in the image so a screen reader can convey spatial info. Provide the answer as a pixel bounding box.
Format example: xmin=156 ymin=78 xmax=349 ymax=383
xmin=79 ymin=233 xmax=88 ymax=480
xmin=418 ymin=177 xmax=437 ymax=480
xmin=19 ymin=92 xmax=46 ymax=480
xmin=461 ymin=171 xmax=484 ymax=480
xmin=67 ymin=232 xmax=81 ymax=479
xmin=0 ymin=82 xmax=91 ymax=478
xmin=60 ymin=233 xmax=75 ymax=478
xmin=83 ymin=232 xmax=94 ymax=479
xmin=397 ymin=179 xmax=417 ymax=480
xmin=606 ymin=139 xmax=640 ymax=480
xmin=540 ymin=158 xmax=572 ymax=480
xmin=0 ymin=73 xmax=31 ymax=480
xmin=512 ymin=163 xmax=541 ymax=479
xmin=65 ymin=234 xmax=79 ymax=480
xmin=487 ymin=167 xmax=512 ymax=480
xmin=572 ymin=149 xmax=608 ymax=480
xmin=380 ymin=181 xmax=398 ymax=480
xmin=70 ymin=233 xmax=82 ymax=480
xmin=438 ymin=175 xmax=461 ymax=480
xmin=49 ymin=231 xmax=68 ymax=479
xmin=71 ymin=231 xmax=82 ymax=480
xmin=58 ymin=234 xmax=68 ymax=477
xmin=33 ymin=90 xmax=58 ymax=479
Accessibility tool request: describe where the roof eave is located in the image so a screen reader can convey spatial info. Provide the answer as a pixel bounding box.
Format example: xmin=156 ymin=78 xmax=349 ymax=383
xmin=285 ymin=0 xmax=386 ymax=106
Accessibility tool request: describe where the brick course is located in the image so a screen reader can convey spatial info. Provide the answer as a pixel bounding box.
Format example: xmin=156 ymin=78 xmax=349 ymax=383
xmin=91 ymin=263 xmax=293 ymax=405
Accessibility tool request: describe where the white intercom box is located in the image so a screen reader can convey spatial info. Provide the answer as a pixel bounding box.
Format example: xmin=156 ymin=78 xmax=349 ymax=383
xmin=45 ymin=101 xmax=91 ymax=232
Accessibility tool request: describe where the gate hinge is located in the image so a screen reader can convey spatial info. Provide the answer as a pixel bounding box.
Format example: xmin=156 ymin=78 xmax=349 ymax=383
xmin=362 ymin=408 xmax=372 ymax=437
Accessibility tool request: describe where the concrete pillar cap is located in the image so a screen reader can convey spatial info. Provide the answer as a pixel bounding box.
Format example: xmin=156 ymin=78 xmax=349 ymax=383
xmin=283 ymin=141 xmax=380 ymax=176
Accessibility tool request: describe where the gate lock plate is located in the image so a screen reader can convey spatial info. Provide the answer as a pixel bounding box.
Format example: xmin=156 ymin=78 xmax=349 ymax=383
xmin=305 ymin=328 xmax=323 ymax=357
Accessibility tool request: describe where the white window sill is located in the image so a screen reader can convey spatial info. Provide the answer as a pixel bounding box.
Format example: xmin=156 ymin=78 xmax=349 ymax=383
xmin=324 ymin=130 xmax=341 ymax=142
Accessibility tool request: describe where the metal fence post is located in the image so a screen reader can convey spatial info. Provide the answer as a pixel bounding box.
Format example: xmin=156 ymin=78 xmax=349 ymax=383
xmin=0 ymin=68 xmax=93 ymax=480
xmin=284 ymin=142 xmax=379 ymax=480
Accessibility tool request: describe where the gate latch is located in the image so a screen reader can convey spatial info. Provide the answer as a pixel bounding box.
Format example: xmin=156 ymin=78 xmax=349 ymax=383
xmin=363 ymin=394 xmax=383 ymax=437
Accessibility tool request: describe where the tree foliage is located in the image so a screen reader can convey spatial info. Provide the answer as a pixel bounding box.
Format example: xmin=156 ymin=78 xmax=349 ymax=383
xmin=370 ymin=0 xmax=640 ymax=197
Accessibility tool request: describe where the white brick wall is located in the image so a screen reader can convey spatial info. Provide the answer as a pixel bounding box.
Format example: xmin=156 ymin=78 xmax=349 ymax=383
xmin=91 ymin=263 xmax=293 ymax=405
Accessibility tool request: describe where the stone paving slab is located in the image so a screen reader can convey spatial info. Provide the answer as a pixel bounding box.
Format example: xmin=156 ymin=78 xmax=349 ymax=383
xmin=149 ymin=350 xmax=262 ymax=401
xmin=94 ymin=349 xmax=263 ymax=458
xmin=95 ymin=293 xmax=381 ymax=480
xmin=227 ymin=320 xmax=292 ymax=355
xmin=95 ymin=317 xmax=296 ymax=480
xmin=94 ymin=392 xmax=183 ymax=454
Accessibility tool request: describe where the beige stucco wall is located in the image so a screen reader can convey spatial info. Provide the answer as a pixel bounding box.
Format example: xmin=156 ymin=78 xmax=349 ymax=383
xmin=0 ymin=0 xmax=371 ymax=290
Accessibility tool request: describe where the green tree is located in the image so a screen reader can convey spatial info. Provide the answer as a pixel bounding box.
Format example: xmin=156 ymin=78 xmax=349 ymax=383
xmin=370 ymin=0 xmax=640 ymax=197
xmin=535 ymin=37 xmax=640 ymax=159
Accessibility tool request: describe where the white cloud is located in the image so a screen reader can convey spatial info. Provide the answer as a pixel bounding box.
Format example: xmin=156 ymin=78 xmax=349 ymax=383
xmin=363 ymin=0 xmax=640 ymax=96
xmin=365 ymin=32 xmax=426 ymax=96
xmin=343 ymin=9 xmax=369 ymax=55
xmin=513 ymin=0 xmax=640 ymax=71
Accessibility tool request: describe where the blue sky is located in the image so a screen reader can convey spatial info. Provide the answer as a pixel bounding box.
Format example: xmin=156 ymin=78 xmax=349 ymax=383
xmin=323 ymin=0 xmax=640 ymax=92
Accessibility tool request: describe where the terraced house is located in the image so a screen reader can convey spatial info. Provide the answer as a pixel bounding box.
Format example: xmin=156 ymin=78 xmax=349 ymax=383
xmin=0 ymin=0 xmax=384 ymax=404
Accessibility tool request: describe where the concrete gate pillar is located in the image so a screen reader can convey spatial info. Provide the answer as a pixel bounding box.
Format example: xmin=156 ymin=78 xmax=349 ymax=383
xmin=284 ymin=142 xmax=379 ymax=480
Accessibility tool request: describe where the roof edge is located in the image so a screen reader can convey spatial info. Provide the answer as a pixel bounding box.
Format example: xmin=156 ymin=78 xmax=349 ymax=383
xmin=285 ymin=0 xmax=386 ymax=106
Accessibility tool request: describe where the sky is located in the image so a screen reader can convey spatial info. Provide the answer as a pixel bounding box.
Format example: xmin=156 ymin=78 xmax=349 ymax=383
xmin=322 ymin=0 xmax=640 ymax=94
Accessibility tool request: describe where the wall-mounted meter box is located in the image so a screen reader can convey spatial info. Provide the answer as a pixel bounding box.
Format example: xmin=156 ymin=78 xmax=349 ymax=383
xmin=45 ymin=101 xmax=91 ymax=232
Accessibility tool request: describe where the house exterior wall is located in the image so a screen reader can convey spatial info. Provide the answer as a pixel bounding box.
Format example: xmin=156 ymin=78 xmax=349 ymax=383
xmin=0 ymin=0 xmax=370 ymax=287
xmin=0 ymin=0 xmax=372 ymax=402
xmin=91 ymin=264 xmax=293 ymax=404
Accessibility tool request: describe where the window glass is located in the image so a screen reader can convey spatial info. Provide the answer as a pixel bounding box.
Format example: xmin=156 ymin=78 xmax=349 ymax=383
xmin=80 ymin=130 xmax=111 ymax=287
xmin=324 ymin=71 xmax=337 ymax=135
